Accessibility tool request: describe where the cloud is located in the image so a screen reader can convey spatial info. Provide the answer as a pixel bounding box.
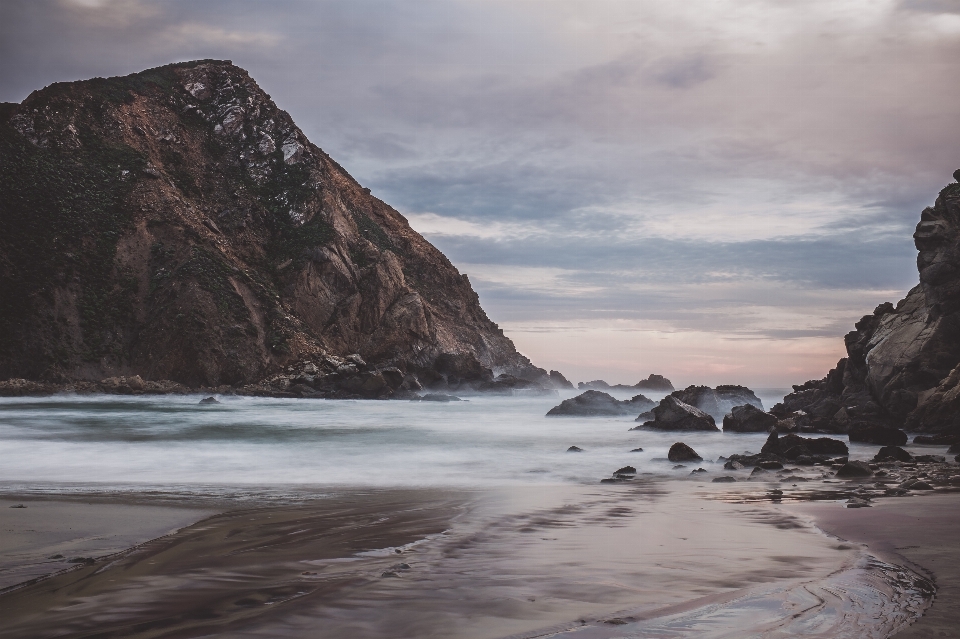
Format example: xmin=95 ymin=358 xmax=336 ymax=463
xmin=1 ymin=0 xmax=957 ymax=385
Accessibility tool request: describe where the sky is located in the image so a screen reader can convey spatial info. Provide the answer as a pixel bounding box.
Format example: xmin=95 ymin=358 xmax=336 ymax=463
xmin=3 ymin=0 xmax=960 ymax=388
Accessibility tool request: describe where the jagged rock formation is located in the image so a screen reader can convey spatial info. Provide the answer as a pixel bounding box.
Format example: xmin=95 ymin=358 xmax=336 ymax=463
xmin=578 ymin=374 xmax=674 ymax=393
xmin=633 ymin=396 xmax=718 ymax=431
xmin=546 ymin=390 xmax=655 ymax=417
xmin=669 ymin=385 xmax=763 ymax=422
xmin=775 ymin=172 xmax=960 ymax=435
xmin=0 ymin=60 xmax=557 ymax=392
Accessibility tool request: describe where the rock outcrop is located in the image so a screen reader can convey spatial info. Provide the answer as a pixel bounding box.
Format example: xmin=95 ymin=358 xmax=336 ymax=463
xmin=578 ymin=374 xmax=674 ymax=393
xmin=722 ymin=404 xmax=778 ymax=432
xmin=774 ymin=171 xmax=960 ymax=436
xmin=669 ymin=385 xmax=763 ymax=422
xmin=546 ymin=390 xmax=655 ymax=416
xmin=634 ymin=396 xmax=718 ymax=431
xmin=0 ymin=60 xmax=555 ymax=392
xmin=634 ymin=374 xmax=675 ymax=392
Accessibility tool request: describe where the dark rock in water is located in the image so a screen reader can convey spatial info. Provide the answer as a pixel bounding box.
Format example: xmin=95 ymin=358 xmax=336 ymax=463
xmin=634 ymin=374 xmax=675 ymax=392
xmin=578 ymin=379 xmax=611 ymax=390
xmin=874 ymin=446 xmax=912 ymax=462
xmin=615 ymin=466 xmax=637 ymax=475
xmin=723 ymin=404 xmax=778 ymax=432
xmin=199 ymin=396 xmax=219 ymax=404
xmin=724 ymin=460 xmax=745 ymax=470
xmin=691 ymin=468 xmax=707 ymax=474
xmin=848 ymin=424 xmax=907 ymax=446
xmin=639 ymin=396 xmax=718 ymax=431
xmin=413 ymin=394 xmax=462 ymax=402
xmin=712 ymin=476 xmax=736 ymax=483
xmin=629 ymin=447 xmax=644 ymax=452
xmin=567 ymin=446 xmax=584 ymax=453
xmin=668 ymin=442 xmax=702 ymax=462
xmin=913 ymin=454 xmax=946 ymax=463
xmin=836 ymin=461 xmax=874 ymax=478
xmin=670 ymin=385 xmax=763 ymax=422
xmin=546 ymin=390 xmax=655 ymax=416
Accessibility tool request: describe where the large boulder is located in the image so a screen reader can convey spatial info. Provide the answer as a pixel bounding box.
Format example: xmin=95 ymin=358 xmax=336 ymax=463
xmin=848 ymin=423 xmax=908 ymax=446
xmin=722 ymin=404 xmax=778 ymax=432
xmin=668 ymin=442 xmax=702 ymax=462
xmin=546 ymin=390 xmax=655 ymax=416
xmin=670 ymin=385 xmax=763 ymax=422
xmin=637 ymin=396 xmax=718 ymax=431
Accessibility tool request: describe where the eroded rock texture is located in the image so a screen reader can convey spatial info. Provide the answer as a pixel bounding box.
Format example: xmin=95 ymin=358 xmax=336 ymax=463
xmin=775 ymin=173 xmax=960 ymax=435
xmin=0 ymin=60 xmax=548 ymax=389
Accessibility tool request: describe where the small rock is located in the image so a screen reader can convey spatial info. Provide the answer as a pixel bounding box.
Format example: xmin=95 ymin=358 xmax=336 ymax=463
xmin=712 ymin=476 xmax=737 ymax=483
xmin=615 ymin=466 xmax=637 ymax=475
xmin=10 ymin=504 xmax=25 ymax=508
xmin=874 ymin=446 xmax=912 ymax=462
xmin=836 ymin=461 xmax=873 ymax=478
xmin=630 ymin=447 xmax=644 ymax=452
xmin=690 ymin=468 xmax=707 ymax=474
xmin=566 ymin=446 xmax=584 ymax=453
xmin=199 ymin=396 xmax=219 ymax=405
xmin=381 ymin=571 xmax=400 ymax=578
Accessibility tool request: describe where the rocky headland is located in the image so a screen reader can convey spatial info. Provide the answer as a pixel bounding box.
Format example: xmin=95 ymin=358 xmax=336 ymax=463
xmin=774 ymin=171 xmax=960 ymax=440
xmin=0 ymin=60 xmax=565 ymax=398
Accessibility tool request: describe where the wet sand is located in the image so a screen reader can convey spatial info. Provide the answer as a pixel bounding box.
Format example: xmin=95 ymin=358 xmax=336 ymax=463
xmin=793 ymin=493 xmax=960 ymax=639
xmin=0 ymin=497 xmax=214 ymax=591
xmin=0 ymin=482 xmax=926 ymax=638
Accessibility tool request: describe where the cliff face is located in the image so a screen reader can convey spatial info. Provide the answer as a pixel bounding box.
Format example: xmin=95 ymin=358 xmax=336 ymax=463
xmin=0 ymin=60 xmax=544 ymax=389
xmin=776 ymin=173 xmax=960 ymax=434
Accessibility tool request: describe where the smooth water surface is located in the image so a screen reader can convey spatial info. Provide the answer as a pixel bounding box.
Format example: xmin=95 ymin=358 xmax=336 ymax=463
xmin=0 ymin=390 xmax=792 ymax=491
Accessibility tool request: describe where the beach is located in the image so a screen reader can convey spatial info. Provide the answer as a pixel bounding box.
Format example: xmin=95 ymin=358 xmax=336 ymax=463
xmin=2 ymin=481 xmax=949 ymax=638
xmin=1 ymin=392 xmax=956 ymax=637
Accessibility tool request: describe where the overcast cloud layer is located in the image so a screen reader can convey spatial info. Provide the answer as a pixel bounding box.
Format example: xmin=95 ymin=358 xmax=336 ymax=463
xmin=3 ymin=0 xmax=960 ymax=386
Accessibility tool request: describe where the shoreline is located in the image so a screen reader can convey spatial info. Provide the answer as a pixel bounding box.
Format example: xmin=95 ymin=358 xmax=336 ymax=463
xmin=792 ymin=494 xmax=960 ymax=638
xmin=2 ymin=482 xmax=949 ymax=638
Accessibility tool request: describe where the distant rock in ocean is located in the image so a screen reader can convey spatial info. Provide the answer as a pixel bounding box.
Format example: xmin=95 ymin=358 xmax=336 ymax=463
xmin=774 ymin=171 xmax=960 ymax=438
xmin=578 ymin=374 xmax=674 ymax=393
xmin=547 ymin=390 xmax=655 ymax=416
xmin=634 ymin=374 xmax=675 ymax=392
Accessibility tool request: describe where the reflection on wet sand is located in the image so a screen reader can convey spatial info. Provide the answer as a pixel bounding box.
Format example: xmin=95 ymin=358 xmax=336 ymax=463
xmin=0 ymin=481 xmax=932 ymax=638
